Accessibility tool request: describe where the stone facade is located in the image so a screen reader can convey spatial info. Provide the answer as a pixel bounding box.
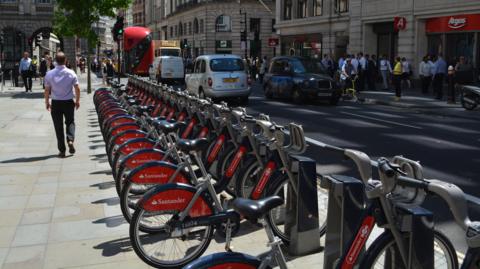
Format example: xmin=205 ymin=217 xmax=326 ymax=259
xmin=0 ymin=0 xmax=56 ymax=69
xmin=149 ymin=0 xmax=278 ymax=59
xmin=276 ymin=0 xmax=480 ymax=76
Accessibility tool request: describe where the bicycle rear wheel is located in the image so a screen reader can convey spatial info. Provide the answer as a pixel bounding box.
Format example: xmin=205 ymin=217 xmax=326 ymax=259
xmin=130 ymin=209 xmax=214 ymax=268
xmin=360 ymin=230 xmax=458 ymax=269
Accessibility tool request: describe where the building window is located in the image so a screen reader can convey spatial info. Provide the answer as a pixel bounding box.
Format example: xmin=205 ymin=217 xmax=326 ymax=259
xmin=272 ymin=19 xmax=276 ymax=33
xmin=284 ymin=0 xmax=292 ymax=20
xmin=36 ymin=0 xmax=51 ymax=3
xmin=184 ymin=23 xmax=187 ymax=35
xmin=194 ymin=18 xmax=199 ymax=34
xmin=297 ymin=0 xmax=307 ymax=18
xmin=314 ymin=0 xmax=323 ymax=16
xmin=200 ymin=19 xmax=204 ymax=33
xmin=179 ymin=22 xmax=183 ymax=36
xmin=215 ymin=15 xmax=231 ymax=32
xmin=335 ymin=0 xmax=348 ymax=13
xmin=188 ymin=22 xmax=192 ymax=35
xmin=170 ymin=26 xmax=173 ymax=38
xmin=175 ymin=25 xmax=178 ymax=37
xmin=0 ymin=0 xmax=17 ymax=2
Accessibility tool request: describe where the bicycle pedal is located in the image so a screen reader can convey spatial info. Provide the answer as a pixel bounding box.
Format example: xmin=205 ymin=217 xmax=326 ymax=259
xmin=225 ymin=246 xmax=234 ymax=252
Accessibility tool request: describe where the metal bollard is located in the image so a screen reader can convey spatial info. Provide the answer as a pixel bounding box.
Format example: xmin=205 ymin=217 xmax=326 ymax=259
xmin=321 ymin=175 xmax=366 ymax=269
xmin=284 ymin=155 xmax=322 ymax=256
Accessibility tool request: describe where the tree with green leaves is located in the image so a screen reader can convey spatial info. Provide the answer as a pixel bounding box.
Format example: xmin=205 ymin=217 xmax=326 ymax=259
xmin=53 ymin=0 xmax=131 ymax=93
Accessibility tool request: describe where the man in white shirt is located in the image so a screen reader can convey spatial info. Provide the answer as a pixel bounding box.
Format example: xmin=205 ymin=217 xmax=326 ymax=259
xmin=19 ymin=52 xmax=33 ymax=92
xmin=379 ymin=55 xmax=392 ymax=90
xmin=419 ymin=56 xmax=432 ymax=94
xmin=44 ymin=52 xmax=81 ymax=158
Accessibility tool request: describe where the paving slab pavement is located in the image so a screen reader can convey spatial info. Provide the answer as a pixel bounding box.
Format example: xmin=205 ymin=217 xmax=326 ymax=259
xmin=358 ymin=88 xmax=480 ymax=120
xmin=0 ymin=73 xmax=324 ymax=268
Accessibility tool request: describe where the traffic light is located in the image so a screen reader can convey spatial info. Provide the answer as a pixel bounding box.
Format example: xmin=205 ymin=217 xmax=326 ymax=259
xmin=35 ymin=35 xmax=42 ymax=46
xmin=183 ymin=39 xmax=188 ymax=49
xmin=0 ymin=30 xmax=4 ymax=46
xmin=112 ymin=16 xmax=124 ymax=42
xmin=240 ymin=31 xmax=246 ymax=41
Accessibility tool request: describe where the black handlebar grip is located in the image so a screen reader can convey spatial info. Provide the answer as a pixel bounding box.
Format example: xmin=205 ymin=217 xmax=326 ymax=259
xmin=379 ymin=161 xmax=395 ymax=178
xmin=397 ymin=176 xmax=429 ymax=190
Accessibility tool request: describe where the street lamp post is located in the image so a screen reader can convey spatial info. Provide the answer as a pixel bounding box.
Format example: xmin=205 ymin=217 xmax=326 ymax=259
xmin=239 ymin=9 xmax=247 ymax=59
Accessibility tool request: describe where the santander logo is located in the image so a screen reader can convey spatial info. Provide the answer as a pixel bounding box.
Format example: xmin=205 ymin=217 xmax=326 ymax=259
xmin=151 ymin=197 xmax=185 ymax=205
xmin=448 ymin=17 xmax=467 ymax=29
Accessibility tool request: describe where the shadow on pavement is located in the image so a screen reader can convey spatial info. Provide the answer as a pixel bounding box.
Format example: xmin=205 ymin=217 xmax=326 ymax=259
xmin=90 ymin=169 xmax=112 ymax=175
xmin=1 ymin=154 xmax=59 ymax=163
xmin=90 ymin=181 xmax=115 ymax=190
xmin=11 ymin=92 xmax=45 ymax=99
xmin=92 ymin=215 xmax=126 ymax=228
xmin=93 ymin=237 xmax=132 ymax=257
xmin=92 ymin=197 xmax=119 ymax=206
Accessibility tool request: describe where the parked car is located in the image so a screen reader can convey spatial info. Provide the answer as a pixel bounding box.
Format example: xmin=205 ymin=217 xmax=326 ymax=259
xmin=185 ymin=54 xmax=251 ymax=104
xmin=263 ymin=56 xmax=341 ymax=105
xmin=149 ymin=56 xmax=185 ymax=84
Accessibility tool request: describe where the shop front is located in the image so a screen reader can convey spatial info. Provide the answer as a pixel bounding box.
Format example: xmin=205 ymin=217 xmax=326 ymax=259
xmin=426 ymin=14 xmax=480 ymax=68
xmin=280 ymin=34 xmax=322 ymax=58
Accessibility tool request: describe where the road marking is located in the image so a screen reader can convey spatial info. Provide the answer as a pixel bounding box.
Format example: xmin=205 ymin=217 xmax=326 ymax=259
xmin=341 ymin=111 xmax=423 ymax=129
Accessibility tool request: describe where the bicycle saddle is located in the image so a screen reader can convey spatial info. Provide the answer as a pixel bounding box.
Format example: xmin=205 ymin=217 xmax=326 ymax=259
xmin=176 ymin=138 xmax=209 ymax=152
xmin=233 ymin=196 xmax=284 ymax=221
xmin=154 ymin=120 xmax=185 ymax=134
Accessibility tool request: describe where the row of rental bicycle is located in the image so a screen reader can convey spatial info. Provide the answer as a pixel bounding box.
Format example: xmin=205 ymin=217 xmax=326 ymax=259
xmin=93 ymin=75 xmax=480 ymax=269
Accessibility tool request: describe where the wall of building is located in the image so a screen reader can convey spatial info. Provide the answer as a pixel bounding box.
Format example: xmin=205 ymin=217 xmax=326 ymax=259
xmin=158 ymin=0 xmax=277 ymax=59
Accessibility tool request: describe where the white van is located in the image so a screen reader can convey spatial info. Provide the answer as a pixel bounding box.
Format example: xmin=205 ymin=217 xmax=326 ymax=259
xmin=148 ymin=56 xmax=185 ymax=84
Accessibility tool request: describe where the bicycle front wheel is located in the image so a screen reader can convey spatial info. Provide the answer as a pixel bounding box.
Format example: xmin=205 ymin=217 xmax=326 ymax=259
xmin=360 ymin=230 xmax=458 ymax=269
xmin=130 ymin=209 xmax=214 ymax=268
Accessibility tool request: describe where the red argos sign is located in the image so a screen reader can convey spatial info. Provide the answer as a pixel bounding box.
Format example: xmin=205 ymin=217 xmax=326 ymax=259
xmin=448 ymin=17 xmax=467 ymax=29
xmin=426 ymin=14 xmax=480 ymax=33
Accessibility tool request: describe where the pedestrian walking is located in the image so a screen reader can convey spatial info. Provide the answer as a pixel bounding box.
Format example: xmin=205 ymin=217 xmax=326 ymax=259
xmin=419 ymin=56 xmax=433 ymax=94
xmin=433 ymin=54 xmax=447 ymax=100
xmin=447 ymin=65 xmax=456 ymax=104
xmin=13 ymin=62 xmax=19 ymax=87
xmin=19 ymin=52 xmax=33 ymax=92
xmin=259 ymin=56 xmax=268 ymax=83
xmin=393 ymin=57 xmax=403 ymax=101
xmin=43 ymin=52 xmax=80 ymax=158
xmin=379 ymin=55 xmax=392 ymax=90
xmin=365 ymin=54 xmax=376 ymax=91
xmin=101 ymin=59 xmax=107 ymax=85
xmin=39 ymin=53 xmax=48 ymax=88
xmin=358 ymin=53 xmax=367 ymax=91
xmin=401 ymin=57 xmax=412 ymax=89
xmin=106 ymin=60 xmax=115 ymax=85
xmin=31 ymin=55 xmax=38 ymax=81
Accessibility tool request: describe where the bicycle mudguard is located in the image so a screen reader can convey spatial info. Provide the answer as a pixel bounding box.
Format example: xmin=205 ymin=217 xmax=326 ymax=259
xmin=119 ymin=148 xmax=166 ymax=171
xmin=115 ymin=137 xmax=156 ymax=156
xmin=183 ymin=252 xmax=261 ymax=269
xmin=108 ymin=123 xmax=141 ymax=139
xmin=102 ymin=114 xmax=135 ymax=130
xmin=109 ymin=130 xmax=148 ymax=151
xmin=105 ymin=116 xmax=137 ymax=128
xmin=125 ymin=161 xmax=190 ymax=185
xmin=139 ymin=183 xmax=213 ymax=217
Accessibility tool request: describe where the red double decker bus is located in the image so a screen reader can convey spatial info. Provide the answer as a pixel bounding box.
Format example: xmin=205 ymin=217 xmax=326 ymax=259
xmin=123 ymin=26 xmax=154 ymax=76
